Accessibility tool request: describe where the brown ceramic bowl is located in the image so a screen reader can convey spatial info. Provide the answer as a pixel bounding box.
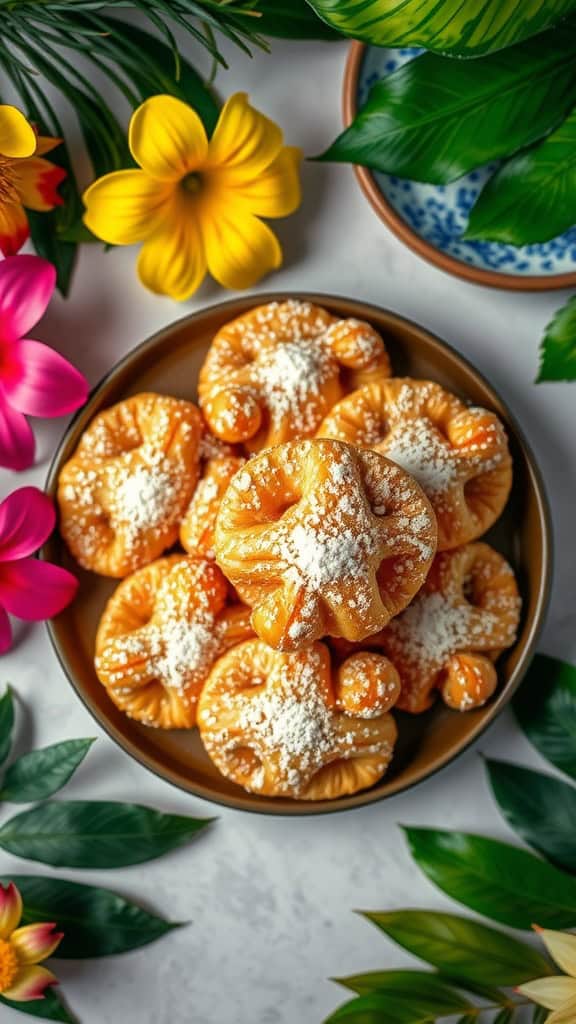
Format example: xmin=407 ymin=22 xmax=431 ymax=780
xmin=343 ymin=42 xmax=576 ymax=292
xmin=42 ymin=293 xmax=552 ymax=815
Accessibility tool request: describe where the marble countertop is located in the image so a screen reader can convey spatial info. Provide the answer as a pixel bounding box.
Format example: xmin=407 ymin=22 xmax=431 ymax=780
xmin=1 ymin=31 xmax=574 ymax=1024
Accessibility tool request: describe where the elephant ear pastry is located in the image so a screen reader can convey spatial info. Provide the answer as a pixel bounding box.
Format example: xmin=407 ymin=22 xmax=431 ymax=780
xmin=95 ymin=555 xmax=253 ymax=728
xmin=318 ymin=378 xmax=512 ymax=550
xmin=214 ymin=438 xmax=437 ymax=650
xmin=58 ymin=393 xmax=203 ymax=576
xmin=197 ymin=639 xmax=399 ymax=800
xmin=198 ymin=300 xmax=391 ymax=451
xmin=375 ymin=542 xmax=521 ymax=713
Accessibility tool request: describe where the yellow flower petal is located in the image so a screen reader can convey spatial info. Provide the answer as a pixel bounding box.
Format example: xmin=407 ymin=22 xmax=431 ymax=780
xmin=0 ymin=884 xmax=22 ymax=940
xmin=129 ymin=94 xmax=208 ymax=181
xmin=83 ymin=170 xmax=171 ymax=245
xmin=2 ymin=964 xmax=57 ymax=1002
xmin=213 ymin=146 xmax=302 ymax=218
xmin=518 ymin=977 xmax=576 ymax=1010
xmin=0 ymin=106 xmax=36 ymax=159
xmin=201 ymin=206 xmax=282 ymax=290
xmin=11 ymin=923 xmax=63 ymax=964
xmin=0 ymin=203 xmax=29 ymax=257
xmin=14 ymin=157 xmax=66 ymax=212
xmin=34 ymin=136 xmax=62 ymax=156
xmin=207 ymin=92 xmax=283 ymax=179
xmin=137 ymin=211 xmax=207 ymax=300
xmin=548 ymin=996 xmax=576 ymax=1024
xmin=539 ymin=930 xmax=576 ymax=979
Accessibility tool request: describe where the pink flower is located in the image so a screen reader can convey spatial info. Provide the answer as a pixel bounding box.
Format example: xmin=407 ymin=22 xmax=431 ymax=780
xmin=0 ymin=486 xmax=77 ymax=652
xmin=0 ymin=882 xmax=63 ymax=1001
xmin=0 ymin=254 xmax=88 ymax=470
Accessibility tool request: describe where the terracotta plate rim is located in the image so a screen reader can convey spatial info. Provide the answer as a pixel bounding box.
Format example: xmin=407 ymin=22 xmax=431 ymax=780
xmin=342 ymin=41 xmax=576 ymax=293
xmin=43 ymin=292 xmax=553 ymax=816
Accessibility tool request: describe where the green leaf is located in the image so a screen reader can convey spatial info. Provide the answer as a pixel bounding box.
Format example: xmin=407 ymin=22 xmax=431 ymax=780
xmin=0 ymin=687 xmax=14 ymax=768
xmin=0 ymin=739 xmax=95 ymax=803
xmin=0 ymin=989 xmax=76 ymax=1022
xmin=486 ymin=759 xmax=576 ymax=872
xmin=0 ymin=875 xmax=180 ymax=958
xmin=537 ymin=296 xmax=576 ymax=382
xmin=0 ymin=801 xmax=212 ymax=868
xmin=250 ymin=1 xmax=342 ymax=38
xmin=360 ymin=909 xmax=552 ymax=985
xmin=465 ymin=106 xmax=576 ymax=244
xmin=514 ymin=654 xmax=576 ymax=779
xmin=324 ymin=990 xmax=454 ymax=1023
xmin=494 ymin=1012 xmax=514 ymax=1024
xmin=404 ymin=828 xmax=576 ymax=929
xmin=333 ymin=970 xmax=472 ymax=1010
xmin=306 ymin=0 xmax=576 ymax=57
xmin=533 ymin=1006 xmax=550 ymax=1023
xmin=319 ymin=29 xmax=576 ymax=184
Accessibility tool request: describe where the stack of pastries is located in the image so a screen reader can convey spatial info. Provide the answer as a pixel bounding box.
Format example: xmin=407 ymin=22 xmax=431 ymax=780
xmin=57 ymin=300 xmax=521 ymax=802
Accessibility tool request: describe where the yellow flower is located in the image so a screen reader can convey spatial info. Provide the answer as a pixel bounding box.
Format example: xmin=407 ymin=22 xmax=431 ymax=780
xmin=518 ymin=928 xmax=576 ymax=1024
xmin=83 ymin=92 xmax=302 ymax=301
xmin=0 ymin=105 xmax=66 ymax=257
xmin=0 ymin=882 xmax=62 ymax=1002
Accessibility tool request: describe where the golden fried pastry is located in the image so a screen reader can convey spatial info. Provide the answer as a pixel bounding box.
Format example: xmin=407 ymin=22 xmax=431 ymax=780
xmin=198 ymin=300 xmax=391 ymax=452
xmin=180 ymin=437 xmax=245 ymax=559
xmin=95 ymin=555 xmax=253 ymax=728
xmin=215 ymin=438 xmax=437 ymax=650
xmin=197 ymin=639 xmax=400 ymax=799
xmin=318 ymin=378 xmax=512 ymax=550
xmin=58 ymin=393 xmax=203 ymax=576
xmin=375 ymin=542 xmax=521 ymax=714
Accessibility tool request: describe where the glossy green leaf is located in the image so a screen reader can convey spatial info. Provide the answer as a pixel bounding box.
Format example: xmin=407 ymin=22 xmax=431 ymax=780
xmin=0 ymin=739 xmax=95 ymax=803
xmin=514 ymin=654 xmax=576 ymax=779
xmin=494 ymin=1012 xmax=514 ymax=1024
xmin=319 ymin=29 xmax=576 ymax=184
xmin=0 ymin=801 xmax=212 ymax=868
xmin=0 ymin=687 xmax=14 ymax=768
xmin=333 ymin=970 xmax=472 ymax=1012
xmin=533 ymin=1006 xmax=550 ymax=1023
xmin=361 ymin=909 xmax=552 ymax=984
xmin=306 ymin=0 xmax=576 ymax=56
xmin=404 ymin=828 xmax=576 ymax=929
xmin=537 ymin=296 xmax=576 ymax=382
xmin=465 ymin=107 xmax=576 ymax=244
xmin=250 ymin=1 xmax=342 ymax=38
xmin=0 ymin=989 xmax=76 ymax=1022
xmin=0 ymin=875 xmax=180 ymax=958
xmin=324 ymin=989 xmax=460 ymax=1023
xmin=486 ymin=759 xmax=576 ymax=872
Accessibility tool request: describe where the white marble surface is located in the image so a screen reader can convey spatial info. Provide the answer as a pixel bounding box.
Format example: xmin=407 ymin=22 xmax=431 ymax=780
xmin=1 ymin=31 xmax=575 ymax=1024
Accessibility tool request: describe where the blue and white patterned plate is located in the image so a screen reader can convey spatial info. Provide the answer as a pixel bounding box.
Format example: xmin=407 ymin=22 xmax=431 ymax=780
xmin=355 ymin=47 xmax=576 ymax=284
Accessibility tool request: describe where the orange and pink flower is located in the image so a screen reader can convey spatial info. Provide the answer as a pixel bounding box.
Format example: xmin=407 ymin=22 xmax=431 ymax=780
xmin=0 ymin=882 xmax=62 ymax=1002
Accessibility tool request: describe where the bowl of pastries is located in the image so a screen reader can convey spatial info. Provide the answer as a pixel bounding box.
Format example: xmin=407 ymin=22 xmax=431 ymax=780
xmin=43 ymin=294 xmax=551 ymax=814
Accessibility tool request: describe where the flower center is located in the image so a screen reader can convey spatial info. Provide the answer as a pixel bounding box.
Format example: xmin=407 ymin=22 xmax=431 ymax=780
xmin=181 ymin=172 xmax=202 ymax=195
xmin=0 ymin=157 xmax=19 ymax=205
xmin=0 ymin=939 xmax=19 ymax=992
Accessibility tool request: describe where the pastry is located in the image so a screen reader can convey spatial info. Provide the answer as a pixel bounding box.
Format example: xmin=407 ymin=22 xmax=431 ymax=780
xmin=214 ymin=438 xmax=437 ymax=650
xmin=180 ymin=433 xmax=245 ymax=559
xmin=95 ymin=555 xmax=253 ymax=728
xmin=58 ymin=393 xmax=203 ymax=576
xmin=198 ymin=300 xmax=391 ymax=451
xmin=374 ymin=542 xmax=521 ymax=713
xmin=197 ymin=639 xmax=400 ymax=799
xmin=318 ymin=378 xmax=512 ymax=549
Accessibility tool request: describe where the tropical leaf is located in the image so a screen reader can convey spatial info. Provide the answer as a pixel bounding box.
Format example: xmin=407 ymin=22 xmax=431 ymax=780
xmin=360 ymin=909 xmax=552 ymax=984
xmin=537 ymin=298 xmax=576 ymax=383
xmin=324 ymin=990 xmax=457 ymax=1023
xmin=533 ymin=1006 xmax=550 ymax=1023
xmin=494 ymin=1012 xmax=514 ymax=1024
xmin=0 ymin=801 xmax=212 ymax=868
xmin=0 ymin=739 xmax=95 ymax=803
xmin=306 ymin=0 xmax=576 ymax=57
xmin=250 ymin=0 xmax=342 ymax=38
xmin=329 ymin=971 xmax=471 ymax=1015
xmin=404 ymin=828 xmax=576 ymax=929
xmin=465 ymin=107 xmax=576 ymax=244
xmin=0 ymin=989 xmax=76 ymax=1022
xmin=0 ymin=687 xmax=14 ymax=768
xmin=0 ymin=875 xmax=181 ymax=958
xmin=486 ymin=759 xmax=576 ymax=873
xmin=514 ymin=654 xmax=576 ymax=779
xmin=319 ymin=28 xmax=576 ymax=184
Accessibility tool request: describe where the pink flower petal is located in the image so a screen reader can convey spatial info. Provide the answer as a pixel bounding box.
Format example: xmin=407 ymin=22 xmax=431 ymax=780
xmin=0 ymin=255 xmax=55 ymax=343
xmin=2 ymin=964 xmax=58 ymax=1002
xmin=0 ymin=606 xmax=12 ymax=654
xmin=0 ymin=486 xmax=55 ymax=560
xmin=0 ymin=558 xmax=77 ymax=620
xmin=0 ymin=395 xmax=34 ymax=470
xmin=2 ymin=339 xmax=88 ymax=418
xmin=11 ymin=922 xmax=64 ymax=964
xmin=0 ymin=882 xmax=22 ymax=939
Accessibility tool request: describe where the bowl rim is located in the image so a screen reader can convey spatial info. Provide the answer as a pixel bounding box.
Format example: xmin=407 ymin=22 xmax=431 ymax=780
xmin=343 ymin=41 xmax=576 ymax=293
xmin=43 ymin=291 xmax=553 ymax=815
